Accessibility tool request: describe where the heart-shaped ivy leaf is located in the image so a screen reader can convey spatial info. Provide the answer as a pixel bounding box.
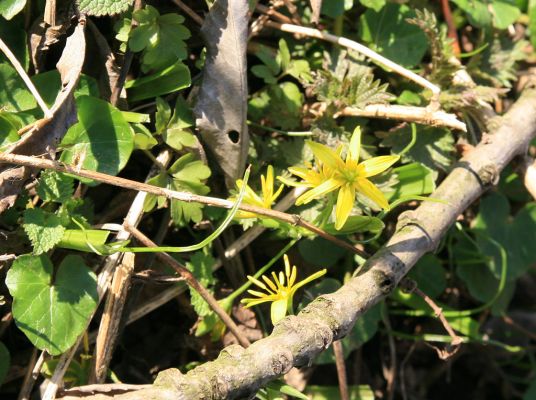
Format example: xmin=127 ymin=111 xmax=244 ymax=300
xmin=6 ymin=254 xmax=98 ymax=355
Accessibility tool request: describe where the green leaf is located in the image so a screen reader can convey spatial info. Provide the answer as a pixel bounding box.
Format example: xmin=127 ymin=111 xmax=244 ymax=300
xmin=6 ymin=254 xmax=98 ymax=355
xmin=379 ymin=125 xmax=454 ymax=173
xmin=298 ymin=237 xmax=346 ymax=267
xmin=126 ymin=62 xmax=191 ymax=102
xmin=0 ymin=0 xmax=26 ymax=20
xmin=0 ymin=341 xmax=9 ymax=386
xmin=452 ymin=0 xmax=520 ymax=29
xmin=321 ymin=0 xmax=354 ymax=17
xmin=190 ymin=289 xmax=212 ymax=317
xmin=0 ymin=63 xmax=36 ymax=112
xmin=359 ymin=0 xmax=385 ymax=12
xmin=524 ymin=378 xmax=536 ymax=400
xmin=324 ymin=215 xmax=385 ymax=236
xmin=23 ymin=208 xmax=66 ymax=255
xmin=530 ymin=0 xmax=536 ymax=49
xmin=132 ymin=123 xmax=158 ymax=150
xmin=359 ymin=4 xmax=427 ymax=68
xmin=37 ymin=171 xmax=74 ymax=203
xmin=0 ymin=111 xmax=21 ymax=149
xmin=187 ymin=252 xmax=216 ymax=287
xmin=249 ymin=82 xmax=303 ymax=130
xmin=265 ymin=380 xmax=309 ymax=399
xmin=76 ymin=0 xmax=134 ymax=16
xmin=57 ymin=229 xmax=112 ymax=253
xmin=129 ymin=5 xmax=190 ymax=72
xmin=408 ymin=254 xmax=446 ymax=298
xmin=157 ymin=96 xmax=197 ymax=151
xmin=0 ymin=17 xmax=29 ymax=68
xmin=473 ymin=193 xmax=536 ymax=280
xmin=386 ymin=162 xmax=435 ymax=201
xmin=59 ymin=96 xmax=133 ymax=180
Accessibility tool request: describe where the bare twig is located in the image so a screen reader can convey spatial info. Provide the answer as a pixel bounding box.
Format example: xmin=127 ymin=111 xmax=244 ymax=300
xmin=265 ymin=21 xmax=441 ymax=107
xmin=123 ymin=223 xmax=251 ymax=348
xmin=0 ymin=153 xmax=367 ymax=258
xmin=172 ymin=0 xmax=204 ymax=25
xmin=17 ymin=350 xmax=45 ymax=400
xmin=338 ymin=104 xmax=466 ymax=132
xmin=382 ymin=308 xmax=397 ymax=400
xmin=400 ymin=279 xmax=462 ymax=360
xmin=110 ymin=0 xmax=143 ymax=106
xmin=0 ymin=38 xmax=51 ymax=118
xmin=332 ymin=340 xmax=349 ymax=400
xmin=502 ymin=314 xmax=536 ymax=341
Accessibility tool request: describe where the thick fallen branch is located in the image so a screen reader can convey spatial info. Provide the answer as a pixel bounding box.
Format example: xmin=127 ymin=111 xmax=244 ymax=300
xmin=57 ymin=86 xmax=536 ymax=399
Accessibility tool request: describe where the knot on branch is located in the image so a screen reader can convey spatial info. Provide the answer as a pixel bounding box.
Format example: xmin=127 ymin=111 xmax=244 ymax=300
xmin=478 ymin=164 xmax=499 ymax=186
xmin=372 ymin=269 xmax=396 ymax=295
xmin=270 ymin=349 xmax=294 ymax=375
xmin=154 ymin=368 xmax=186 ymax=392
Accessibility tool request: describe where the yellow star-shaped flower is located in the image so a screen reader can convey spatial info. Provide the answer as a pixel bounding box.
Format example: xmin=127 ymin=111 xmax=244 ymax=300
xmin=287 ymin=127 xmax=399 ymax=230
xmin=241 ymin=255 xmax=326 ymax=325
xmin=232 ymin=165 xmax=284 ymax=219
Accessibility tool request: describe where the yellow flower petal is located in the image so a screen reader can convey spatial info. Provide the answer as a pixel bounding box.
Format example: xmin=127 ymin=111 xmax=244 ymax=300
xmin=247 ymin=289 xmax=269 ymax=298
xmin=288 ymin=265 xmax=297 ymax=288
xmin=278 ymin=175 xmax=307 ymax=187
xmin=272 ymin=183 xmax=284 ymax=203
xmin=348 ymin=126 xmax=362 ymax=163
xmin=335 ymin=184 xmax=355 ymax=230
xmin=241 ymin=297 xmax=274 ymax=307
xmin=262 ymin=275 xmax=278 ymax=293
xmin=289 ymin=269 xmax=327 ymax=294
xmin=284 ymin=254 xmax=291 ymax=278
xmin=247 ymin=275 xmax=267 ymax=290
xmin=296 ymin=178 xmax=341 ymax=205
xmin=359 ymin=155 xmax=399 ymax=178
xmin=355 ymin=178 xmax=390 ymax=210
xmin=270 ymin=298 xmax=288 ymax=325
xmin=287 ymin=166 xmax=311 ymax=180
xmin=307 ymin=141 xmax=345 ymax=170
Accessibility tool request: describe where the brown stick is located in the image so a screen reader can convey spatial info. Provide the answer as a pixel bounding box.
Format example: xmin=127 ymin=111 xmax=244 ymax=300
xmin=172 ymin=0 xmax=204 ymax=25
xmin=123 ymin=223 xmax=251 ymax=348
xmin=401 ymin=279 xmax=462 ymax=360
xmin=332 ymin=340 xmax=349 ymax=400
xmin=0 ymin=153 xmax=367 ymax=258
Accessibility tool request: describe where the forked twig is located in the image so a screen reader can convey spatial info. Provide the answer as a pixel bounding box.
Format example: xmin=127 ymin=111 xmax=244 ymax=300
xmin=123 ymin=223 xmax=251 ymax=348
xmin=400 ymin=278 xmax=462 ymax=360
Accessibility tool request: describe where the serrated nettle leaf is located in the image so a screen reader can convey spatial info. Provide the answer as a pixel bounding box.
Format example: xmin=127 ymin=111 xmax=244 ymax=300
xmin=359 ymin=3 xmax=427 ymax=68
xmin=126 ymin=62 xmax=191 ymax=102
xmin=189 ymin=288 xmax=211 ymax=317
xmin=76 ymin=0 xmax=135 ymax=17
xmin=37 ymin=170 xmax=74 ymax=203
xmin=0 ymin=0 xmax=26 ymax=20
xmin=59 ymin=96 xmax=133 ymax=181
xmin=23 ymin=208 xmax=66 ymax=255
xmin=194 ymin=0 xmax=250 ymax=186
xmin=6 ymin=254 xmax=98 ymax=355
